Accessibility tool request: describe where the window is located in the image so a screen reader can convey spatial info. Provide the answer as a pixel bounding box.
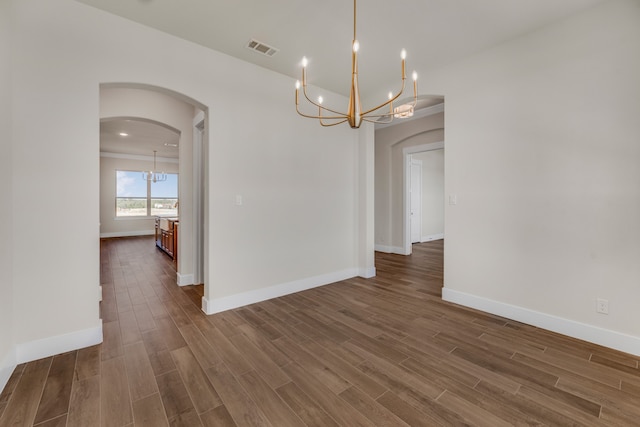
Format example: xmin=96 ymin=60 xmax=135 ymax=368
xmin=151 ymin=174 xmax=179 ymax=216
xmin=116 ymin=170 xmax=178 ymax=217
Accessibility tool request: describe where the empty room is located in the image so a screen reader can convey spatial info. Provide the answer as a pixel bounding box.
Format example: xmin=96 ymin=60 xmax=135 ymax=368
xmin=1 ymin=0 xmax=639 ymax=425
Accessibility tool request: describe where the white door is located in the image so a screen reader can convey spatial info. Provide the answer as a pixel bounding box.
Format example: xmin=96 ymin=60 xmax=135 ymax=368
xmin=410 ymin=159 xmax=422 ymax=243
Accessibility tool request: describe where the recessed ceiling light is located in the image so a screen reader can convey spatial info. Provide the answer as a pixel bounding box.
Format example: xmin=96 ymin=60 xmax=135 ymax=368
xmin=119 ymin=132 xmax=129 ymax=137
xmin=164 ymin=143 xmax=178 ymax=147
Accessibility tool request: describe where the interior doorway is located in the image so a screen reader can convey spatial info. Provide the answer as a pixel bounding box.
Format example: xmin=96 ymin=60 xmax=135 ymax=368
xmin=99 ymin=83 xmax=208 ymax=292
xmin=403 ymin=141 xmax=444 ymax=255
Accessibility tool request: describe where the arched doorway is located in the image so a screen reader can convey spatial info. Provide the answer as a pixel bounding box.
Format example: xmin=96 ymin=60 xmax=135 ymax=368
xmin=99 ymin=83 xmax=208 ymax=290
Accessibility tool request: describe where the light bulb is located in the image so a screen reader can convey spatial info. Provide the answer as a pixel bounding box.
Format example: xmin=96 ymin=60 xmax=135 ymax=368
xmin=401 ymin=49 xmax=406 ymax=60
xmin=412 ymin=71 xmax=418 ymax=81
xmin=388 ymin=92 xmax=393 ymax=100
xmin=302 ymin=57 xmax=308 ymax=67
xmin=296 ymin=80 xmax=300 ymax=89
xmin=318 ymin=96 xmax=323 ymax=105
xmin=353 ymin=40 xmax=360 ymax=52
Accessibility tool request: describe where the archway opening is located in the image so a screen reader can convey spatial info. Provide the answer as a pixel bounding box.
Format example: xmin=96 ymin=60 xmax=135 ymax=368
xmin=99 ymin=83 xmax=209 ymax=296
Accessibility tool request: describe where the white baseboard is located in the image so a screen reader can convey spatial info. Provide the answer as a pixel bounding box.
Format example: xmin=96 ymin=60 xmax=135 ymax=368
xmin=442 ymin=288 xmax=640 ymax=357
xmin=421 ymin=233 xmax=444 ymax=242
xmin=374 ymin=244 xmax=405 ymax=254
xmin=202 ymin=268 xmax=358 ymax=314
xmin=100 ymin=230 xmax=154 ymax=238
xmin=15 ymin=321 xmax=103 ymax=364
xmin=375 ymin=236 xmax=444 ymax=255
xmin=359 ymin=266 xmax=376 ymax=279
xmin=0 ymin=346 xmax=17 ymax=394
xmin=201 ymin=296 xmax=213 ymax=315
xmin=177 ymin=273 xmax=194 ymax=287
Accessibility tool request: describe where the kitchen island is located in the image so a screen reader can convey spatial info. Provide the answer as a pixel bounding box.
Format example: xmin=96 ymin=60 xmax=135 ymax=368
xmin=155 ymin=217 xmax=178 ymax=261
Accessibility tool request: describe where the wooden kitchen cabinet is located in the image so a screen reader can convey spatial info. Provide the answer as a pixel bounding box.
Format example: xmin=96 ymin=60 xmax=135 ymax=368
xmin=155 ymin=217 xmax=178 ymax=261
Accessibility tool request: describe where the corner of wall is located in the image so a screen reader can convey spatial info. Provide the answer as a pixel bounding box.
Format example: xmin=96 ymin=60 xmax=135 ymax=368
xmin=443 ymin=288 xmax=640 ymax=357
xmin=0 ymin=0 xmax=15 ymax=398
xmin=177 ymin=272 xmax=194 ymax=287
xmin=0 ymin=345 xmax=17 ymax=395
xmin=374 ymin=244 xmax=409 ymax=255
xmin=358 ymin=266 xmax=376 ymax=278
xmin=201 ymin=268 xmax=358 ymax=315
xmin=15 ymin=322 xmax=103 ymax=364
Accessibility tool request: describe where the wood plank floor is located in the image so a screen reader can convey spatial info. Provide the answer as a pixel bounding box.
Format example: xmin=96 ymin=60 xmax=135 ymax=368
xmin=1 ymin=236 xmax=640 ymax=426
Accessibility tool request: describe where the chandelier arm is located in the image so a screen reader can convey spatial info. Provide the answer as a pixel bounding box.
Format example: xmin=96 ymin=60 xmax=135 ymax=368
xmin=363 ymin=105 xmax=417 ymax=119
xmin=362 ymin=94 xmax=418 ymax=124
xmin=296 ymin=110 xmax=349 ymax=121
xmin=319 ymin=104 xmax=349 ymax=127
xmin=362 ymin=95 xmax=418 ymax=120
xmin=301 ymin=83 xmax=348 ymax=116
xmin=296 ymin=103 xmax=348 ymax=120
xmin=320 ymin=118 xmax=349 ymax=127
xmin=383 ymin=95 xmax=418 ymax=115
xmin=361 ymin=78 xmax=407 ymax=117
xmin=361 ymin=116 xmax=394 ymax=124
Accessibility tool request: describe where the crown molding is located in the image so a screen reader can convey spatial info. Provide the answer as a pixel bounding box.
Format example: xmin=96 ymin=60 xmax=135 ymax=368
xmin=100 ymin=152 xmax=179 ymax=163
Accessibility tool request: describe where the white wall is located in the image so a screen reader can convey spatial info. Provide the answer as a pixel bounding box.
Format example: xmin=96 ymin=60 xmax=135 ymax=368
xmin=435 ymin=0 xmax=640 ymax=354
xmin=100 ymin=154 xmax=179 ymax=236
xmin=375 ymin=113 xmax=444 ymax=253
xmin=0 ymin=0 xmax=16 ymax=390
xmin=413 ymin=149 xmax=444 ymax=240
xmin=9 ymin=0 xmax=364 ymax=361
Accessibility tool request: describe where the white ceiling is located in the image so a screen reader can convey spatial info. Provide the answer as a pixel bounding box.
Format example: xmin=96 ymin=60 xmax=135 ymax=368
xmin=101 ymin=118 xmax=180 ymax=158
xmin=89 ymin=0 xmax=604 ymax=156
xmin=77 ymin=0 xmax=604 ymax=98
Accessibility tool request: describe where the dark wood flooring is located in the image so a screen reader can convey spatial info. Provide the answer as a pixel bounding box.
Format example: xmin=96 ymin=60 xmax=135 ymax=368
xmin=1 ymin=236 xmax=640 ymax=426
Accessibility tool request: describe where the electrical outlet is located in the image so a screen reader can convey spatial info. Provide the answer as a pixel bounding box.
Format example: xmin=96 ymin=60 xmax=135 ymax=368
xmin=596 ymin=298 xmax=609 ymax=315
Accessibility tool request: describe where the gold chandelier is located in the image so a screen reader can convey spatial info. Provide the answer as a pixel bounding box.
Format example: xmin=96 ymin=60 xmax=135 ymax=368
xmin=295 ymin=0 xmax=418 ymax=129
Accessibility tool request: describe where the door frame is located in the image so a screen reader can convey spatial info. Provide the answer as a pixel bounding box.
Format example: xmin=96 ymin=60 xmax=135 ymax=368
xmin=402 ymin=141 xmax=444 ymax=255
xmin=410 ymin=158 xmax=423 ymax=244
xmin=192 ymin=111 xmax=206 ymax=285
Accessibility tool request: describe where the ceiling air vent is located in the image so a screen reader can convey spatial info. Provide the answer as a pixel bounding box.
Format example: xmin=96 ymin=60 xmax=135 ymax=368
xmin=246 ymin=39 xmax=279 ymax=57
